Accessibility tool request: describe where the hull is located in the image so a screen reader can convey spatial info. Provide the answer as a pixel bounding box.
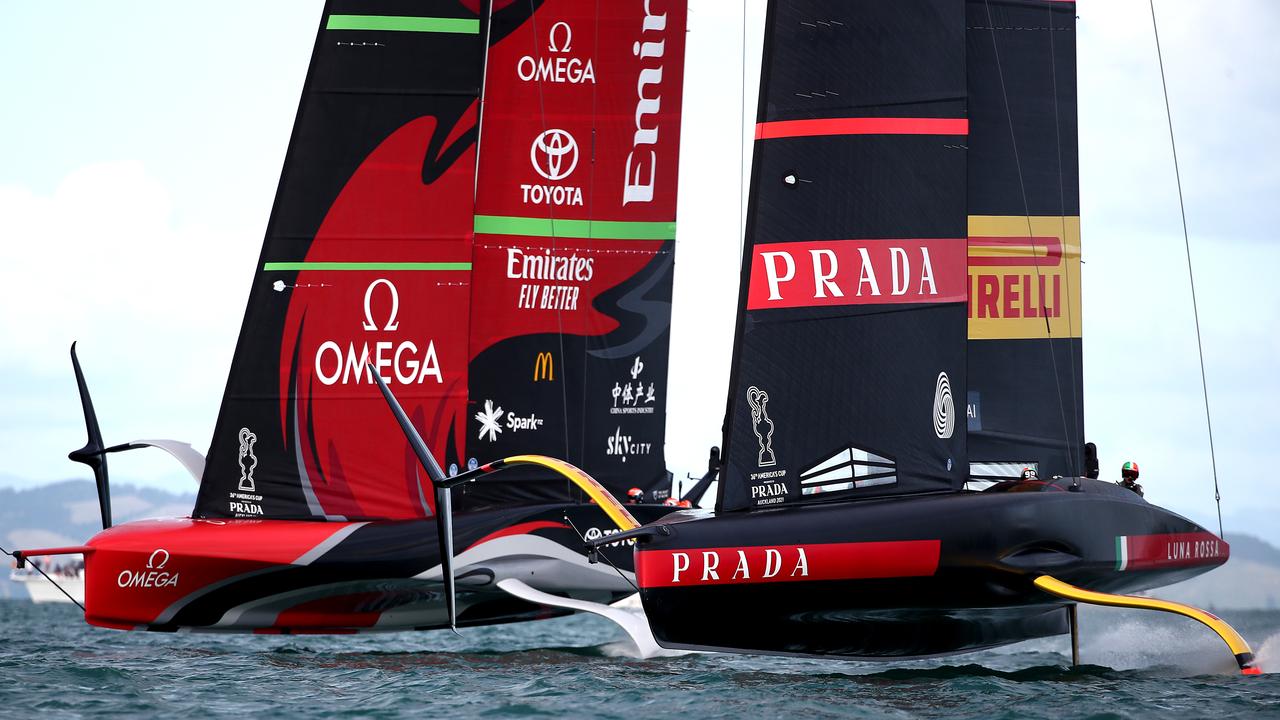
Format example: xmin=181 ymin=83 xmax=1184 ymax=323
xmin=636 ymin=479 xmax=1227 ymax=658
xmin=84 ymin=503 xmax=667 ymax=633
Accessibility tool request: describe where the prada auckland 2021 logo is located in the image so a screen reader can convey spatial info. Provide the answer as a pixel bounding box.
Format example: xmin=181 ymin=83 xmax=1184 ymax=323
xmin=747 ymin=386 xmax=776 ymax=467
xmin=227 ymin=426 xmax=264 ymax=517
xmin=237 ymin=428 xmax=258 ymax=492
xmin=746 ymin=385 xmax=787 ymax=505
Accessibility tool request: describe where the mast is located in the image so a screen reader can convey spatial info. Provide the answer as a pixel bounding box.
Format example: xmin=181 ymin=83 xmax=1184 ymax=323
xmin=717 ymin=0 xmax=970 ymax=512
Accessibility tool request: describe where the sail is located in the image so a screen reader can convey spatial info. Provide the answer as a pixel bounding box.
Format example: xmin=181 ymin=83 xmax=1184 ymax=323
xmin=965 ymin=0 xmax=1083 ymax=481
xmin=195 ymin=0 xmax=687 ymax=520
xmin=717 ymin=0 xmax=970 ymax=513
xmin=196 ymin=1 xmax=502 ymax=520
xmin=460 ymin=0 xmax=687 ymax=508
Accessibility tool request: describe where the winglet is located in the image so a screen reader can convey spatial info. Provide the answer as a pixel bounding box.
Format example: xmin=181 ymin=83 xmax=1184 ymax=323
xmin=68 ymin=342 xmax=111 ymax=529
xmin=1034 ymin=575 xmax=1259 ymax=675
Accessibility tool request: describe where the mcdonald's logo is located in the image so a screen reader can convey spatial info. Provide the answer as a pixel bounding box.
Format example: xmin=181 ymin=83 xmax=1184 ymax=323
xmin=534 ymin=352 xmax=555 ymax=382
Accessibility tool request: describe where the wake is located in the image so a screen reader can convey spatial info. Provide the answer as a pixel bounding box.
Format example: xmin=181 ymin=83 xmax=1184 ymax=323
xmin=1252 ymin=631 xmax=1280 ymax=674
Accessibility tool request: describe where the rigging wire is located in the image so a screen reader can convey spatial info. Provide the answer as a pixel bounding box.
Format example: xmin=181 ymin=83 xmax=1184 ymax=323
xmin=1147 ymin=0 xmax=1224 ymax=538
xmin=0 ymin=545 xmax=86 ymax=612
xmin=981 ymin=0 xmax=1078 ymax=478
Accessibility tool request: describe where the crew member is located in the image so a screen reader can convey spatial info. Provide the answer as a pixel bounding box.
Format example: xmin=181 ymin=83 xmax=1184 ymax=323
xmin=626 ymin=487 xmax=644 ymax=505
xmin=1020 ymin=467 xmax=1039 ymax=481
xmin=1118 ymin=461 xmax=1143 ymax=497
xmin=662 ymin=497 xmax=679 ymax=507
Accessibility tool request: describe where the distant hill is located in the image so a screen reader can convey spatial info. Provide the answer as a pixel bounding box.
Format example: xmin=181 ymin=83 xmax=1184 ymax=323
xmin=1154 ymin=533 xmax=1280 ymax=610
xmin=1 ymin=480 xmax=194 ymax=600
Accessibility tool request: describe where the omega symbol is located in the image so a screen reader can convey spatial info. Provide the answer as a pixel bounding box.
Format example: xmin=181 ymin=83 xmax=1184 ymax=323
xmin=548 ymin=21 xmax=572 ymax=53
xmin=362 ymin=278 xmax=400 ymax=332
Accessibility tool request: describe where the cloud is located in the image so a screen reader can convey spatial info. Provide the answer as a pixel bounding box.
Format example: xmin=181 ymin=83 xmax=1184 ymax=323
xmin=0 ymin=162 xmax=259 ymax=487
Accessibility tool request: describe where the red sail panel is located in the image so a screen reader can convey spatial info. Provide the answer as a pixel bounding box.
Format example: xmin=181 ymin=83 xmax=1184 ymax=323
xmin=460 ymin=0 xmax=687 ymax=504
xmin=275 ymin=114 xmax=476 ymax=520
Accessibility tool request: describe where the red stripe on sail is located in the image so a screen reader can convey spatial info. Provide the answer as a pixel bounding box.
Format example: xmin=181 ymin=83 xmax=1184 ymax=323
xmin=755 ymin=117 xmax=968 ymax=140
xmin=968 ymin=236 xmax=1064 ymax=267
xmin=636 ymin=540 xmax=940 ymax=588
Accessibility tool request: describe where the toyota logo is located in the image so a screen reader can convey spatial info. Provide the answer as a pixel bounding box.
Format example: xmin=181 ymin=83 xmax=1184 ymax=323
xmin=530 ymin=129 xmax=579 ymax=181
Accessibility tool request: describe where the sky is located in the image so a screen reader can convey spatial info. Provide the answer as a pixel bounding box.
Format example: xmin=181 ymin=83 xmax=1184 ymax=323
xmin=0 ymin=1 xmax=1276 ymax=543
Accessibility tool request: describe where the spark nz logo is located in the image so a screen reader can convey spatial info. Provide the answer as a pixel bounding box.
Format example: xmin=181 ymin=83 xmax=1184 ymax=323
xmin=474 ymin=399 xmax=542 ymax=444
xmin=313 ymin=279 xmax=443 ymax=386
xmin=516 ymin=21 xmax=596 ymax=85
xmin=475 ymin=400 xmax=504 ymax=442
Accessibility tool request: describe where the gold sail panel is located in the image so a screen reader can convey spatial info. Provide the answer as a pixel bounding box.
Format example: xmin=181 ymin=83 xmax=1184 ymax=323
xmin=967 ymin=215 xmax=1081 ymax=340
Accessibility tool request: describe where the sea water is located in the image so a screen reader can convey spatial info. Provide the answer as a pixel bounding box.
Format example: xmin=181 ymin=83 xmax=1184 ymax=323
xmin=0 ymin=601 xmax=1277 ymax=719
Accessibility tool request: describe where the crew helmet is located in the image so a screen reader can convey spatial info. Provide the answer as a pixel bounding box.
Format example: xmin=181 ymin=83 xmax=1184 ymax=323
xmin=1121 ymin=461 xmax=1140 ymax=481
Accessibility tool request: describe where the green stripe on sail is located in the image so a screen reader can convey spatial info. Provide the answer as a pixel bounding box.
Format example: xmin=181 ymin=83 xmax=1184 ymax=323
xmin=474 ymin=215 xmax=676 ymax=240
xmin=325 ymin=15 xmax=480 ymax=34
xmin=263 ymin=262 xmax=471 ymax=271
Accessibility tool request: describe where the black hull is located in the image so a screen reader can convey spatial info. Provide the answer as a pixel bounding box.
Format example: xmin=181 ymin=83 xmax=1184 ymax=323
xmin=637 ymin=480 xmax=1226 ymax=658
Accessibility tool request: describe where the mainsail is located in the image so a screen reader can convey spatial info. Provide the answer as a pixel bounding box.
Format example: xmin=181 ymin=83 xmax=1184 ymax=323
xmin=196 ymin=0 xmax=687 ymax=520
xmin=717 ymin=0 xmax=970 ymax=512
xmin=965 ymin=0 xmax=1083 ymax=481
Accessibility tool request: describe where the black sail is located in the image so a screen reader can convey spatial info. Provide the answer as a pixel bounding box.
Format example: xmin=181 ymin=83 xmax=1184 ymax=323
xmin=196 ymin=1 xmax=495 ymax=520
xmin=965 ymin=0 xmax=1083 ymax=482
xmin=717 ymin=0 xmax=970 ymax=513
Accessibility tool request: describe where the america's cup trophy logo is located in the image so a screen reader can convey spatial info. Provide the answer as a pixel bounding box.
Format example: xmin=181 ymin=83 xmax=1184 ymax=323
xmin=237 ymin=427 xmax=258 ymax=492
xmin=746 ymin=386 xmax=777 ymax=467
